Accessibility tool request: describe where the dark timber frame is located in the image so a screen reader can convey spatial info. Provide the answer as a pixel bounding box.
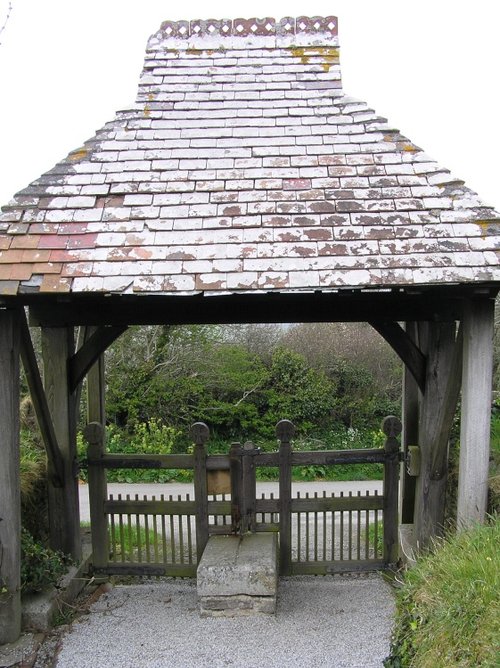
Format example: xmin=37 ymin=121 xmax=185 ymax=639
xmin=82 ymin=417 xmax=401 ymax=578
xmin=0 ymin=282 xmax=497 ymax=643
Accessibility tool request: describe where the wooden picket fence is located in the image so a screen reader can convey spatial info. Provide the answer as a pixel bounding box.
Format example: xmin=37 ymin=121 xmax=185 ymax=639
xmin=84 ymin=417 xmax=401 ymax=577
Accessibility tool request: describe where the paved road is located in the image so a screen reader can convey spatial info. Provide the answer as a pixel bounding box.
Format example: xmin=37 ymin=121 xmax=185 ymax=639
xmin=79 ymin=480 xmax=383 ymax=522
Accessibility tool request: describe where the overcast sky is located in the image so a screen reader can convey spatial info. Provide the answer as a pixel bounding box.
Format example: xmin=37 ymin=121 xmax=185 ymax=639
xmin=1 ymin=0 xmax=499 ymax=210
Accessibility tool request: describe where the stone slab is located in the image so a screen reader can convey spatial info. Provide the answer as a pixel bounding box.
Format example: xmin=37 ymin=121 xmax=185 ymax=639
xmin=199 ymin=594 xmax=276 ymax=617
xmin=197 ymin=534 xmax=278 ymax=598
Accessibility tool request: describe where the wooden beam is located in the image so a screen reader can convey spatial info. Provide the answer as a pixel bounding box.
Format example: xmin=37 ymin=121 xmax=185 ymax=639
xmin=42 ymin=327 xmax=81 ymax=559
xmin=84 ymin=423 xmax=109 ymax=571
xmin=84 ymin=326 xmax=108 ymax=426
xmin=414 ymin=322 xmax=457 ymax=549
xmin=0 ymin=309 xmax=21 ymax=643
xmin=369 ymin=320 xmax=426 ymax=392
xmin=68 ymin=326 xmax=126 ymax=393
xmin=382 ymin=416 xmax=402 ymax=566
xmin=191 ymin=422 xmax=210 ymax=561
xmin=430 ymin=325 xmax=463 ymax=480
xmin=400 ymin=322 xmax=419 ymax=524
xmin=25 ymin=288 xmax=469 ymax=327
xmin=457 ymin=298 xmax=495 ymax=527
xmin=17 ymin=310 xmax=64 ymax=487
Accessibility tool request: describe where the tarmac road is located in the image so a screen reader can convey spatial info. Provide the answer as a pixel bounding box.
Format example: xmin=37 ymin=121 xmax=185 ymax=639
xmin=78 ymin=480 xmax=383 ymax=522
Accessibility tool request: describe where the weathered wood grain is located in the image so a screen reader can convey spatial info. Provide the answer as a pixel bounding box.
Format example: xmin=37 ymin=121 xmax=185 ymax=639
xmin=0 ymin=310 xmax=21 ymax=643
xmin=414 ymin=322 xmax=456 ymax=548
xmin=458 ymin=297 xmax=495 ymax=527
xmin=278 ymin=420 xmax=294 ymax=575
xmin=400 ymin=321 xmax=419 ymax=524
xmin=84 ymin=422 xmax=109 ymax=570
xmin=382 ymin=416 xmax=401 ymax=565
xmin=42 ymin=327 xmax=81 ymax=559
xmin=191 ymin=422 xmax=210 ymax=561
xmin=18 ymin=309 xmax=64 ymax=487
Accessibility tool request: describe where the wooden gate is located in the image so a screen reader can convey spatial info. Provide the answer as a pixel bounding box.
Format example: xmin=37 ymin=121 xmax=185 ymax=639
xmin=84 ymin=417 xmax=401 ymax=577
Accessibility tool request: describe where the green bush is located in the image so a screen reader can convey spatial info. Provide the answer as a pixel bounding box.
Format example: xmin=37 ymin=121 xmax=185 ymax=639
xmin=20 ymin=529 xmax=70 ymax=593
xmin=385 ymin=516 xmax=500 ymax=667
xmin=78 ymin=419 xmax=184 ymax=483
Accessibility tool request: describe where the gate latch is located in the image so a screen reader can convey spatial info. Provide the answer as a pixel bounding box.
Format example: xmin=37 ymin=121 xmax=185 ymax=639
xmin=406 ymin=445 xmax=421 ymax=477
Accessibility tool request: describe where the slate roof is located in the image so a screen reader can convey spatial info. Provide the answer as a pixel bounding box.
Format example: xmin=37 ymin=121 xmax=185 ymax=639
xmin=0 ymin=16 xmax=499 ymax=297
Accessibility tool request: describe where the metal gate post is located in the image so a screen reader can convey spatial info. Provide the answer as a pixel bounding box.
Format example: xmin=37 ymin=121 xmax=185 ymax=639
xmin=382 ymin=416 xmax=402 ymax=566
xmin=84 ymin=421 xmax=109 ymax=571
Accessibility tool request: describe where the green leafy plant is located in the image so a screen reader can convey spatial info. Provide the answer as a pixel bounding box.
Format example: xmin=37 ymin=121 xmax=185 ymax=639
xmin=20 ymin=529 xmax=70 ymax=593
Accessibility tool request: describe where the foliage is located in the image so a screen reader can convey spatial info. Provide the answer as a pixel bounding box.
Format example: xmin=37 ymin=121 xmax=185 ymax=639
xmin=488 ymin=408 xmax=500 ymax=512
xmin=105 ymin=324 xmax=400 ymax=444
xmin=20 ymin=529 xmax=70 ymax=593
xmin=78 ymin=419 xmax=185 ymax=483
xmin=19 ymin=398 xmax=49 ymax=541
xmin=385 ymin=516 xmax=500 ymax=667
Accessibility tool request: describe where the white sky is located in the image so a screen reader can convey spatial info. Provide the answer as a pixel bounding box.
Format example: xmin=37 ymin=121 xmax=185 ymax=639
xmin=0 ymin=0 xmax=499 ymax=210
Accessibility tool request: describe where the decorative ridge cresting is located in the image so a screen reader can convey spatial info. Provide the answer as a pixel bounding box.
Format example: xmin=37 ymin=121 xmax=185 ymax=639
xmin=156 ymin=16 xmax=338 ymax=40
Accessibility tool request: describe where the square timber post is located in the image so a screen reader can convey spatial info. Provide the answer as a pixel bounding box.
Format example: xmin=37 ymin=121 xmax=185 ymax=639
xmin=457 ymin=296 xmax=495 ymax=527
xmin=0 ymin=309 xmax=21 ymax=644
xmin=42 ymin=327 xmax=82 ymax=560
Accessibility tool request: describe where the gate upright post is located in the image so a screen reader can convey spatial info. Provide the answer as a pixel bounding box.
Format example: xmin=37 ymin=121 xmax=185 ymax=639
xmin=191 ymin=422 xmax=210 ymax=562
xmin=241 ymin=442 xmax=259 ymax=534
xmin=84 ymin=422 xmax=109 ymax=572
xmin=229 ymin=442 xmax=242 ymax=534
xmin=277 ymin=420 xmax=295 ymax=576
xmin=382 ymin=416 xmax=401 ymax=566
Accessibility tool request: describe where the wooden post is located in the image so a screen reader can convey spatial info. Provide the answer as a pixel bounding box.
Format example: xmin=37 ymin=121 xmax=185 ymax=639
xmin=457 ymin=297 xmax=495 ymax=528
xmin=229 ymin=442 xmax=242 ymax=534
xmin=191 ymin=422 xmax=210 ymax=561
xmin=42 ymin=327 xmax=81 ymax=559
xmin=241 ymin=441 xmax=259 ymax=534
xmin=277 ymin=420 xmax=295 ymax=576
xmin=86 ymin=327 xmax=106 ymax=427
xmin=84 ymin=422 xmax=109 ymax=571
xmin=382 ymin=416 xmax=401 ymax=566
xmin=414 ymin=322 xmax=457 ymax=550
xmin=0 ymin=310 xmax=21 ymax=644
xmin=400 ymin=322 xmax=419 ymax=524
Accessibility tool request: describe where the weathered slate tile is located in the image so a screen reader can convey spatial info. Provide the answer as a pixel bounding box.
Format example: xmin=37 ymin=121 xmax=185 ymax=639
xmin=0 ymin=15 xmax=498 ymax=295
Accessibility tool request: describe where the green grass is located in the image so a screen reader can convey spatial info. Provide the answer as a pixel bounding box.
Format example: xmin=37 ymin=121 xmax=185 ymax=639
xmin=489 ymin=412 xmax=500 ymax=511
xmin=385 ymin=516 xmax=500 ymax=667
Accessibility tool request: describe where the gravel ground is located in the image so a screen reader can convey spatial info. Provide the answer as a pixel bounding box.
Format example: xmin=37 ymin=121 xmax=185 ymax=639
xmin=55 ymin=575 xmax=395 ymax=668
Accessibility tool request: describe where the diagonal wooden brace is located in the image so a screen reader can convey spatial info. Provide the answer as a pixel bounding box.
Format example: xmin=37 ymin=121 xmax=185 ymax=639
xmin=18 ymin=310 xmax=65 ymax=488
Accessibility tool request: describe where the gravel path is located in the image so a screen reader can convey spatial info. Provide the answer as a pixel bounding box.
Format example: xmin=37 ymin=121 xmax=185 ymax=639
xmin=55 ymin=575 xmax=394 ymax=668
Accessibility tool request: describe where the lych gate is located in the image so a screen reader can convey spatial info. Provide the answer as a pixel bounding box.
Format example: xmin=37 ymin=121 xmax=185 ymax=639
xmin=0 ymin=15 xmax=498 ymax=642
xmin=83 ymin=417 xmax=401 ymax=578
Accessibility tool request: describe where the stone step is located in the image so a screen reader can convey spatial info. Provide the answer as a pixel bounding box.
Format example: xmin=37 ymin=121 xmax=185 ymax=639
xmin=197 ymin=533 xmax=278 ymax=617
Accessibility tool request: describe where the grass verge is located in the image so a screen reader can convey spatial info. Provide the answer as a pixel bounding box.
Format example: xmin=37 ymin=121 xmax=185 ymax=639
xmin=385 ymin=515 xmax=500 ymax=667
